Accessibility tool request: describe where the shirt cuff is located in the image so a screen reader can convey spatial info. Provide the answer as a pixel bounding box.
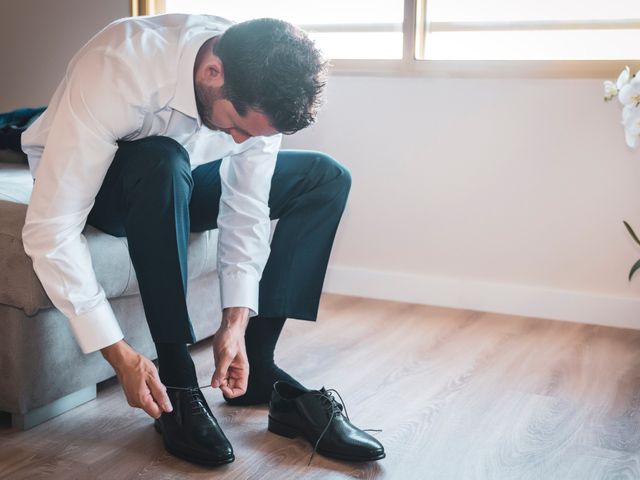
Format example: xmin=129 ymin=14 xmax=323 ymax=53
xmin=67 ymin=300 xmax=124 ymax=354
xmin=219 ymin=272 xmax=259 ymax=318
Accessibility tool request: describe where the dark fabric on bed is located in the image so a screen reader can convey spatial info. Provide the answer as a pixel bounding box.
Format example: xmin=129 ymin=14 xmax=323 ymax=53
xmin=0 ymin=106 xmax=46 ymax=158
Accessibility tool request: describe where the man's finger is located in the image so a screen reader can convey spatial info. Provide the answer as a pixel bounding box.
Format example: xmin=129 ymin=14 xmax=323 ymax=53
xmin=211 ymin=354 xmax=233 ymax=388
xmin=231 ymin=368 xmax=248 ymax=396
xmin=220 ymin=384 xmax=234 ymax=397
xmin=238 ymin=364 xmax=249 ymax=393
xmin=222 ymin=383 xmax=247 ymax=398
xmin=221 ymin=384 xmax=246 ymax=398
xmin=140 ymin=390 xmax=163 ymax=419
xmin=148 ymin=375 xmax=173 ymax=412
xmin=221 ymin=367 xmax=248 ymax=398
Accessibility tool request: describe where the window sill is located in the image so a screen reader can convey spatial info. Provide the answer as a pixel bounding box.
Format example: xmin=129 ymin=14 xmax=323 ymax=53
xmin=327 ymin=59 xmax=636 ymax=79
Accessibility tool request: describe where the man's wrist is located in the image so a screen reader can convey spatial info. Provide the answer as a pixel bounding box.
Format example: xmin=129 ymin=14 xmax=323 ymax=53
xmin=221 ymin=307 xmax=250 ymax=332
xmin=101 ymin=339 xmax=134 ymax=369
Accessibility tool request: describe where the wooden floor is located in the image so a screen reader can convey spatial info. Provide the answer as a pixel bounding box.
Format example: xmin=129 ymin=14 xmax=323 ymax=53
xmin=1 ymin=293 xmax=640 ymax=479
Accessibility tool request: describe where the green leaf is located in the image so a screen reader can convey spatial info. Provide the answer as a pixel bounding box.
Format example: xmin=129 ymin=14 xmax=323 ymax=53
xmin=629 ymin=258 xmax=640 ymax=281
xmin=623 ymin=221 xmax=640 ymax=247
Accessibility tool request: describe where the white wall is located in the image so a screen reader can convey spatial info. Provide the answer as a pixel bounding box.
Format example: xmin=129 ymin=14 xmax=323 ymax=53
xmin=282 ymin=76 xmax=640 ymax=328
xmin=1 ymin=0 xmax=638 ymax=328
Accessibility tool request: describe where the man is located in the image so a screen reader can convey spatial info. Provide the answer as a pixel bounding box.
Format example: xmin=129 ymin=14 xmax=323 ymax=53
xmin=20 ymin=13 xmax=384 ymax=467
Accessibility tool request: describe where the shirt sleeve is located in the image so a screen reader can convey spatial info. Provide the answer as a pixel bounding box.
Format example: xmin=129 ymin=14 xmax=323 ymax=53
xmin=21 ymin=49 xmax=145 ymax=354
xmin=216 ymin=134 xmax=282 ymax=317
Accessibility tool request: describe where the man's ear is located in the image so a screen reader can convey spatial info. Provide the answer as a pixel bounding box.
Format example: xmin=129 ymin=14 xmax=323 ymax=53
xmin=201 ymin=55 xmax=225 ymax=89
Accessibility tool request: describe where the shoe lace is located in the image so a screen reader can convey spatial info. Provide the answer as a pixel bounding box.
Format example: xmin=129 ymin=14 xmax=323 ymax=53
xmin=165 ymin=384 xmax=214 ymax=417
xmin=189 ymin=387 xmax=211 ymax=416
xmin=306 ymin=388 xmax=382 ymax=467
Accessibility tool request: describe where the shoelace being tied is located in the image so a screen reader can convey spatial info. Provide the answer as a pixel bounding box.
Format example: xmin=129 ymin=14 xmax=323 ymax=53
xmin=164 ymin=384 xmax=216 ymax=416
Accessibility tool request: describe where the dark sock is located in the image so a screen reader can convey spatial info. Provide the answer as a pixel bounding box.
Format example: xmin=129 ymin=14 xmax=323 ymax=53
xmin=223 ymin=315 xmax=306 ymax=406
xmin=155 ymin=342 xmax=199 ymax=389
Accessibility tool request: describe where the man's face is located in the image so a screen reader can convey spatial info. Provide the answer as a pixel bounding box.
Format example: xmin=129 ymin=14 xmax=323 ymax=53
xmin=194 ymin=80 xmax=278 ymax=144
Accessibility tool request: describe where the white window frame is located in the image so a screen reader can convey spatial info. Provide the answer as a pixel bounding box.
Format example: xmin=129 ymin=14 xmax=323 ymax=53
xmin=131 ymin=0 xmax=637 ymax=78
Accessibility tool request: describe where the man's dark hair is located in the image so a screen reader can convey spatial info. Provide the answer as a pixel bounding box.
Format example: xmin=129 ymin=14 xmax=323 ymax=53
xmin=214 ymin=18 xmax=328 ymax=135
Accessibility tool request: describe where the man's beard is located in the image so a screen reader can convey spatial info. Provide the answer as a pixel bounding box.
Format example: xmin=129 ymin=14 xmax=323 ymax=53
xmin=194 ymin=80 xmax=219 ymax=131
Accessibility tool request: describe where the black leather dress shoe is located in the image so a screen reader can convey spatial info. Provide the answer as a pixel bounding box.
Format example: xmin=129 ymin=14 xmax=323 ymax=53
xmin=153 ymin=386 xmax=234 ymax=467
xmin=268 ymin=380 xmax=385 ymax=464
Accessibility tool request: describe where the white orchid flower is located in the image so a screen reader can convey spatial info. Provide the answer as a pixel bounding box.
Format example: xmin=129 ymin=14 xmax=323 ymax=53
xmin=604 ymin=80 xmax=618 ymax=101
xmin=624 ymin=129 xmax=639 ymax=149
xmin=622 ymin=103 xmax=640 ymax=148
xmin=618 ymin=76 xmax=640 ymax=106
xmin=603 ymin=65 xmax=640 ymax=149
xmin=607 ymin=66 xmax=632 ymax=103
xmin=617 ymin=66 xmax=631 ymax=89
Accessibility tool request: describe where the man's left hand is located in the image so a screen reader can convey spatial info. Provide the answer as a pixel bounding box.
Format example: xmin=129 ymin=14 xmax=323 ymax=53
xmin=211 ymin=307 xmax=250 ymax=398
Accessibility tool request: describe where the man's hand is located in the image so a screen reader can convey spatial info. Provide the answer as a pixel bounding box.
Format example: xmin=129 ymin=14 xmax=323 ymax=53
xmin=101 ymin=340 xmax=173 ymax=419
xmin=211 ymin=307 xmax=250 ymax=398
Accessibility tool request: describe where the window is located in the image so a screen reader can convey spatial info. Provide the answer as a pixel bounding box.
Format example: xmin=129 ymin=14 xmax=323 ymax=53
xmin=418 ymin=0 xmax=640 ymax=60
xmin=132 ymin=0 xmax=638 ymax=77
xmin=162 ymin=0 xmax=405 ymax=60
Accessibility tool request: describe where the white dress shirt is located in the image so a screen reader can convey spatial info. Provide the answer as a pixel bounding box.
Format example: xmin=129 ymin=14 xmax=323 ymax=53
xmin=21 ymin=13 xmax=282 ymax=354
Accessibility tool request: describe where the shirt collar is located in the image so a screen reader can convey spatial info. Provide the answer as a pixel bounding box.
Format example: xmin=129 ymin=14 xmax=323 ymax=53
xmin=170 ymin=31 xmax=219 ymax=127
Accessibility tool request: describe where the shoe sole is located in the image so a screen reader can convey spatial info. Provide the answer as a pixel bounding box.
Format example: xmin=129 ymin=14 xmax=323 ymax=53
xmin=154 ymin=419 xmax=235 ymax=467
xmin=267 ymin=415 xmax=386 ymax=462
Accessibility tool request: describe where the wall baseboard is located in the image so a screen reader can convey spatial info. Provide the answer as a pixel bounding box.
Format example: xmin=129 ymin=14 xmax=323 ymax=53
xmin=322 ymin=265 xmax=640 ymax=330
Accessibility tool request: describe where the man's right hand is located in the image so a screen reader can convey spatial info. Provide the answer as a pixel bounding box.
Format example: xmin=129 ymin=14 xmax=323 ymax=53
xmin=101 ymin=340 xmax=173 ymax=419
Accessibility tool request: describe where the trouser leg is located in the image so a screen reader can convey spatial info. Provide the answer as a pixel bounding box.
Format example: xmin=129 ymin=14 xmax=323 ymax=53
xmin=190 ymin=149 xmax=352 ymax=321
xmin=87 ymin=136 xmax=196 ymax=344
